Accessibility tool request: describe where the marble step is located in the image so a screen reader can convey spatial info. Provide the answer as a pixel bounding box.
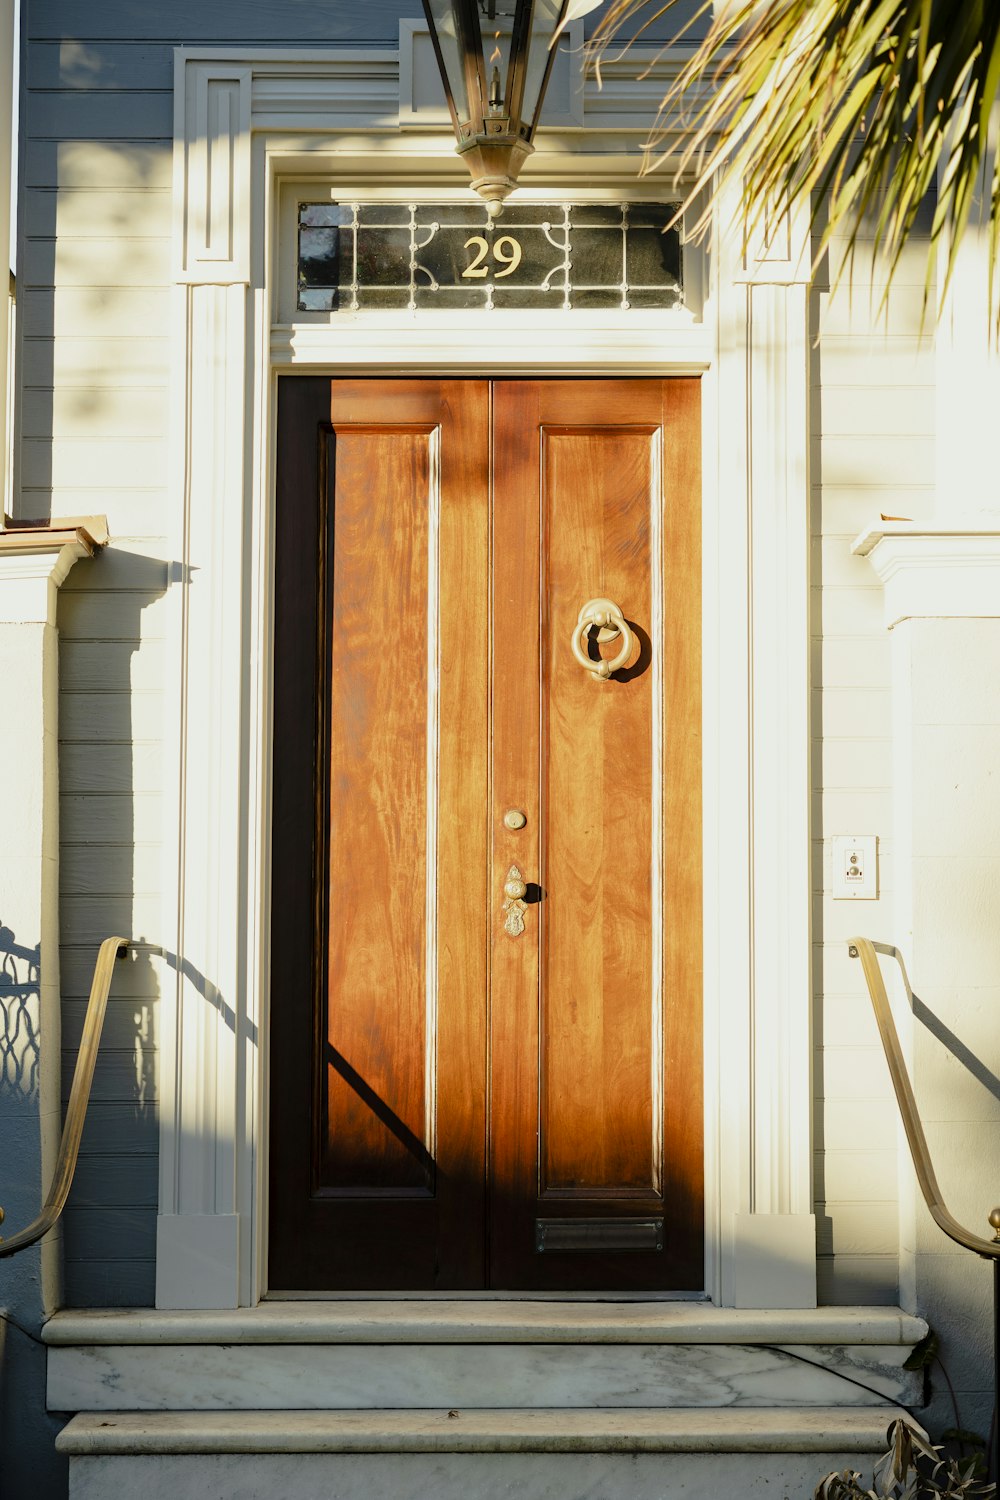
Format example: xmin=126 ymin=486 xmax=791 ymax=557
xmin=59 ymin=1408 xmax=922 ymax=1500
xmin=48 ymin=1337 xmax=922 ymax=1413
xmin=44 ymin=1302 xmax=928 ymax=1347
xmin=45 ymin=1306 xmax=926 ymax=1415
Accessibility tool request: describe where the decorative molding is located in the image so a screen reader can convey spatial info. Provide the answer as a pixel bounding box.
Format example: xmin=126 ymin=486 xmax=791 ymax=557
xmin=0 ymin=533 xmax=99 ymax=626
xmin=165 ymin=48 xmax=818 ymax=1309
xmin=853 ymin=522 xmax=1000 ymax=627
xmin=732 ymin=195 xmax=812 ymax=287
xmin=271 ymin=320 xmax=711 ymax=373
xmin=174 ymin=59 xmax=252 ymax=284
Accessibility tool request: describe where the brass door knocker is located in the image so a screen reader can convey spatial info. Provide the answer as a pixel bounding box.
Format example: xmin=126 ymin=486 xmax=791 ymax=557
xmin=570 ymin=598 xmax=634 ymax=680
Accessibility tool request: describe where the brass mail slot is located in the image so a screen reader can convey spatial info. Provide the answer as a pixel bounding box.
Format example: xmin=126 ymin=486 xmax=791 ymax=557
xmin=535 ymin=1217 xmax=665 ymax=1254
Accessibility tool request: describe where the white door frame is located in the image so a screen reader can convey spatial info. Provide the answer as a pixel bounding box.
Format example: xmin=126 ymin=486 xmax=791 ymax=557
xmin=155 ymin=46 xmax=814 ymax=1311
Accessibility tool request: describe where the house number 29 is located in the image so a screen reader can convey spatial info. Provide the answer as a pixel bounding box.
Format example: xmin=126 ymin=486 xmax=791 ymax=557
xmin=462 ymin=234 xmax=523 ymax=279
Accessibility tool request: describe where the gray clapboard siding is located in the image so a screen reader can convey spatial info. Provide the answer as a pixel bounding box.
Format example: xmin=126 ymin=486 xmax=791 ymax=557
xmin=59 ymin=942 xmax=162 ymax=996
xmin=60 ymin=894 xmax=162 ymax=946
xmin=59 ymin=586 xmax=167 ymax=640
xmin=816 ymin=1204 xmax=901 ymax=1258
xmin=23 ymin=140 xmax=172 ymax=190
xmin=21 ymin=336 xmax=171 ymax=383
xmin=76 ymin=1103 xmax=159 ymax=1156
xmin=31 ymin=0 xmax=437 ymax=42
xmin=61 ymin=642 xmax=165 ymax=690
xmin=63 ymin=1258 xmax=155 ymax=1307
xmin=818 ymin=434 xmax=935 ymax=490
xmin=68 ymin=1157 xmax=159 ymax=1208
xmin=818 ymin=1257 xmax=899 ymax=1307
xmin=23 ymin=437 xmax=169 ymax=488
xmin=28 ymin=92 xmax=174 ymax=140
xmin=23 ymin=187 xmax=172 ymax=239
xmin=817 ymin=384 xmax=936 ymax=437
xmin=815 ymin=1151 xmax=898 ymax=1203
xmin=61 ymin=1049 xmax=157 ymax=1105
xmin=19 ymin=287 xmax=171 ymax=337
xmin=59 ymin=743 xmax=162 ymax=796
xmin=60 ymin=842 xmax=163 ymax=895
xmin=21 ymin=386 xmax=168 ymax=439
xmin=28 ymin=41 xmax=176 ymax=92
xmin=814 ymin=636 xmax=892 ymax=691
xmin=62 ymin=1207 xmax=157 ymax=1260
xmin=23 ymin=236 xmax=170 ymax=288
xmin=60 ymin=794 xmax=163 ymax=847
xmin=813 ymin=688 xmax=892 ymax=742
xmin=63 ymin=999 xmax=159 ymax=1051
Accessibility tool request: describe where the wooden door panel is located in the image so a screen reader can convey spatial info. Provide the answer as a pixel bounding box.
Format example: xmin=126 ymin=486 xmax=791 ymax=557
xmin=270 ymin=376 xmax=701 ymax=1294
xmin=490 ymin=380 xmax=703 ymax=1290
xmin=269 ymin=378 xmax=490 ymax=1290
xmin=322 ymin=424 xmax=434 ymax=1196
xmin=541 ymin=426 xmax=658 ymax=1200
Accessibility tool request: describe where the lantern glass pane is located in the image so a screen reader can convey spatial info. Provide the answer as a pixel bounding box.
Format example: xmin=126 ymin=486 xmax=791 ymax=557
xmin=424 ymin=0 xmax=467 ymax=114
xmin=522 ymin=0 xmax=566 ymax=128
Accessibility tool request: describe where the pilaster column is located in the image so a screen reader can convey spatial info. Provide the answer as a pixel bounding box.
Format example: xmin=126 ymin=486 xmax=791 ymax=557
xmin=856 ymin=522 xmax=1000 ymax=1434
xmin=157 ymin=58 xmax=254 ymax=1308
xmin=716 ymin=194 xmax=816 ymax=1307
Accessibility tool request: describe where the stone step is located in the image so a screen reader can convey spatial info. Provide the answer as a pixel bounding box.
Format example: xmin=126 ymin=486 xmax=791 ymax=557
xmin=48 ymin=1337 xmax=921 ymax=1413
xmin=58 ymin=1408 xmax=921 ymax=1500
xmin=45 ymin=1305 xmax=926 ymax=1415
xmin=44 ymin=1302 xmax=928 ymax=1347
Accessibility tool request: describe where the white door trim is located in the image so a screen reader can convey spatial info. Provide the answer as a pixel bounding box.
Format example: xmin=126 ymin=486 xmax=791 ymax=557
xmin=156 ymin=46 xmax=814 ymax=1310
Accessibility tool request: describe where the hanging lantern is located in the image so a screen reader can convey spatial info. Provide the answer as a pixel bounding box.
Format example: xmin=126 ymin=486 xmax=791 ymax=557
xmin=421 ymin=0 xmax=604 ymax=214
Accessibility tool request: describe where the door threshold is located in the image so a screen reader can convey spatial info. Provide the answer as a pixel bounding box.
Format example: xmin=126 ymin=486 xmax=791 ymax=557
xmin=264 ymin=1290 xmax=711 ymax=1302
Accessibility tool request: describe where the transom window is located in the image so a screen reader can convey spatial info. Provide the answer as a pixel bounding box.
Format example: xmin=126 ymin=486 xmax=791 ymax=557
xmin=297 ymin=201 xmax=683 ymax=312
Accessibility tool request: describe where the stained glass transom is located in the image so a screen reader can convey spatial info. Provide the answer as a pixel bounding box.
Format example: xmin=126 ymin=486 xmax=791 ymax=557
xmin=297 ymin=202 xmax=683 ymax=312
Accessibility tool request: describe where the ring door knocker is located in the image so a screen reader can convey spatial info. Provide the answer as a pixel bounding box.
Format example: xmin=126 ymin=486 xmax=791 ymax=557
xmin=570 ymin=598 xmax=634 ymax=680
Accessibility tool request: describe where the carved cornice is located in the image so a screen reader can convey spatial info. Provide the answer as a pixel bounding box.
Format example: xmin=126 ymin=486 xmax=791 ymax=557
xmin=853 ymin=520 xmax=1000 ymax=628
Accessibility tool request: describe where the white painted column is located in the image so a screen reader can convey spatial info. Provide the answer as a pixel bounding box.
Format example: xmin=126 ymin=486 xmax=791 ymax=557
xmin=156 ymin=61 xmax=254 ymax=1309
xmin=856 ymin=524 xmax=1000 ymax=1433
xmin=0 ymin=530 xmax=99 ymax=1311
xmin=717 ymin=197 xmax=816 ymax=1308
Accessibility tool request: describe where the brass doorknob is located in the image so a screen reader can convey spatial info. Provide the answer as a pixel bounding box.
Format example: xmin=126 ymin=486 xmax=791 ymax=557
xmin=502 ymin=864 xmax=529 ymax=937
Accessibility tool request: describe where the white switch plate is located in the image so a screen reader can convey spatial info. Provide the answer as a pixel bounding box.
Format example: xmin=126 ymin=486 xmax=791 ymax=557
xmin=832 ymin=834 xmax=878 ymax=900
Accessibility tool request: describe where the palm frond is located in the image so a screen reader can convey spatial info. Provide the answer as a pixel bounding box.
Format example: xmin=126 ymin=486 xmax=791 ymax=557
xmin=588 ymin=0 xmax=1000 ymax=332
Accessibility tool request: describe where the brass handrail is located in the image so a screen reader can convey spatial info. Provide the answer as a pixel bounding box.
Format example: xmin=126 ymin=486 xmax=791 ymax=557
xmin=849 ymin=936 xmax=1000 ymax=1260
xmin=0 ymin=936 xmax=128 ymax=1258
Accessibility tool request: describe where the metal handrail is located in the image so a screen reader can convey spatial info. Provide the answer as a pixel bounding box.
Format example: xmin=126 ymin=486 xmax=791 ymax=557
xmin=850 ymin=935 xmax=1000 ymax=1483
xmin=849 ymin=936 xmax=1000 ymax=1261
xmin=0 ymin=936 xmax=128 ymax=1258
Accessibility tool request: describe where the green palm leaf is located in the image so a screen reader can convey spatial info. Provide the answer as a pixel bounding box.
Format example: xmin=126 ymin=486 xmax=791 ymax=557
xmin=589 ymin=0 xmax=1000 ymax=330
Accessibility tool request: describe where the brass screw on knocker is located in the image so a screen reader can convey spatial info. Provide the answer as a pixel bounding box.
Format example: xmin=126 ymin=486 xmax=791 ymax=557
xmin=570 ymin=598 xmax=634 ymax=680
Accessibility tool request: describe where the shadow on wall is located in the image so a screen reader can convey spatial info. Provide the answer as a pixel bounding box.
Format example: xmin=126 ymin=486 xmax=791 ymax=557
xmin=0 ymin=925 xmax=40 ymax=1102
xmin=55 ymin=551 xmax=170 ymax=1308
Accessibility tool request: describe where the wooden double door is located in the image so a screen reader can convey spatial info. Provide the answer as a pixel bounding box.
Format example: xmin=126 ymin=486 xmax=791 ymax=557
xmin=269 ymin=377 xmax=702 ymax=1292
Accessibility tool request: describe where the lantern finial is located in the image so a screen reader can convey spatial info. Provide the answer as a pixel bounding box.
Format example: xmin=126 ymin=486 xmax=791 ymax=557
xmin=421 ymin=0 xmax=603 ymax=209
